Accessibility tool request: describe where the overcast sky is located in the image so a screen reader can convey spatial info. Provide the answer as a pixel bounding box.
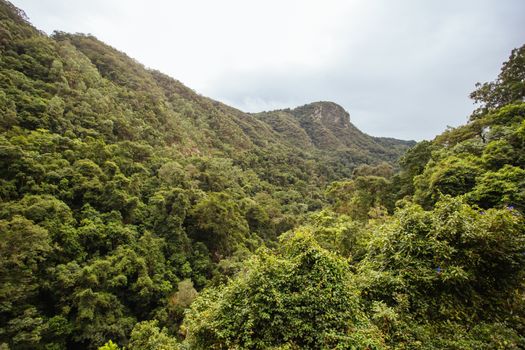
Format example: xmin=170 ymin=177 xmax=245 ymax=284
xmin=11 ymin=0 xmax=525 ymax=140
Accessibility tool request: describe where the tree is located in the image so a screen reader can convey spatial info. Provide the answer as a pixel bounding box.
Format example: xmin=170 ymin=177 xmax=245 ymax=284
xmin=470 ymin=44 xmax=525 ymax=118
xmin=361 ymin=197 xmax=525 ymax=323
xmin=305 ymin=209 xmax=368 ymax=260
xmin=187 ymin=192 xmax=250 ymax=257
xmin=0 ymin=216 xmax=51 ymax=349
xmin=327 ymin=175 xmax=392 ymax=221
xmin=128 ymin=320 xmax=178 ymax=350
xmin=182 ymin=232 xmax=385 ymax=349
xmin=394 ymin=140 xmax=433 ymax=198
xmin=414 ymin=156 xmax=481 ymax=208
xmin=98 ymin=340 xmax=120 ymax=350
xmin=468 ymin=165 xmax=525 ymax=210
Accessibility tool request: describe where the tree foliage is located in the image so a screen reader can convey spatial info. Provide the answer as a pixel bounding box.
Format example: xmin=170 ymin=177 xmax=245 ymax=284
xmin=182 ymin=232 xmax=385 ymax=349
xmin=1 ymin=1 xmax=524 ymax=348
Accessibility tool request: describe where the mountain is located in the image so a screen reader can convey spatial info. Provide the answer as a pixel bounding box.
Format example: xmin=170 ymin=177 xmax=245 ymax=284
xmin=62 ymin=36 xmax=414 ymax=180
xmin=0 ymin=0 xmax=413 ymax=177
xmin=256 ymin=101 xmax=414 ymax=158
xmin=0 ymin=2 xmax=414 ymax=348
xmin=5 ymin=1 xmax=523 ymax=350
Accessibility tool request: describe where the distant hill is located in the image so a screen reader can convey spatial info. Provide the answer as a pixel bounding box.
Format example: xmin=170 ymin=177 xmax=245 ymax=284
xmin=256 ymin=101 xmax=414 ymax=159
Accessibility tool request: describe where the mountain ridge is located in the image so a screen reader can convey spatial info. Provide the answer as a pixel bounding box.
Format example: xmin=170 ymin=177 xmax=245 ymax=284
xmin=58 ymin=32 xmax=414 ymax=156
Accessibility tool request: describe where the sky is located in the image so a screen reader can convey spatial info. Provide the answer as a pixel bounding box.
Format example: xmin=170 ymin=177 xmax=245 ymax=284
xmin=11 ymin=0 xmax=525 ymax=140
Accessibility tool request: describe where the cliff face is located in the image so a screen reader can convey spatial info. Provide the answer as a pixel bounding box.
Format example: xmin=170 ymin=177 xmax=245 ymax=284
xmin=295 ymin=101 xmax=352 ymax=129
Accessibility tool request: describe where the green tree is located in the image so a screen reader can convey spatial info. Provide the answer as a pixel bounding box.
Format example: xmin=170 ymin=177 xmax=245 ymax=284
xmin=470 ymin=44 xmax=525 ymax=117
xmin=0 ymin=216 xmax=51 ymax=349
xmin=361 ymin=197 xmax=525 ymax=323
xmin=128 ymin=320 xmax=178 ymax=350
xmin=327 ymin=175 xmax=392 ymax=221
xmin=414 ymin=156 xmax=481 ymax=207
xmin=98 ymin=340 xmax=120 ymax=350
xmin=182 ymin=231 xmax=385 ymax=349
xmin=393 ymin=140 xmax=433 ymax=198
xmin=187 ymin=192 xmax=250 ymax=257
xmin=468 ymin=165 xmax=525 ymax=210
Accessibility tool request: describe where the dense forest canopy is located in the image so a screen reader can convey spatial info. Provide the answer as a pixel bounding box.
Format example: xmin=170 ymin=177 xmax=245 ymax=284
xmin=0 ymin=1 xmax=524 ymax=349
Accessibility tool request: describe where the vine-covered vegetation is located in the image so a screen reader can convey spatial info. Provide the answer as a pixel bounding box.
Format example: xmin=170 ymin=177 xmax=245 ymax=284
xmin=0 ymin=1 xmax=524 ymax=349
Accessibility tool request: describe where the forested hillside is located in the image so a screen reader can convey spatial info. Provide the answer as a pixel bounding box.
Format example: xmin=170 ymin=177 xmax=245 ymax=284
xmin=1 ymin=1 xmax=524 ymax=349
